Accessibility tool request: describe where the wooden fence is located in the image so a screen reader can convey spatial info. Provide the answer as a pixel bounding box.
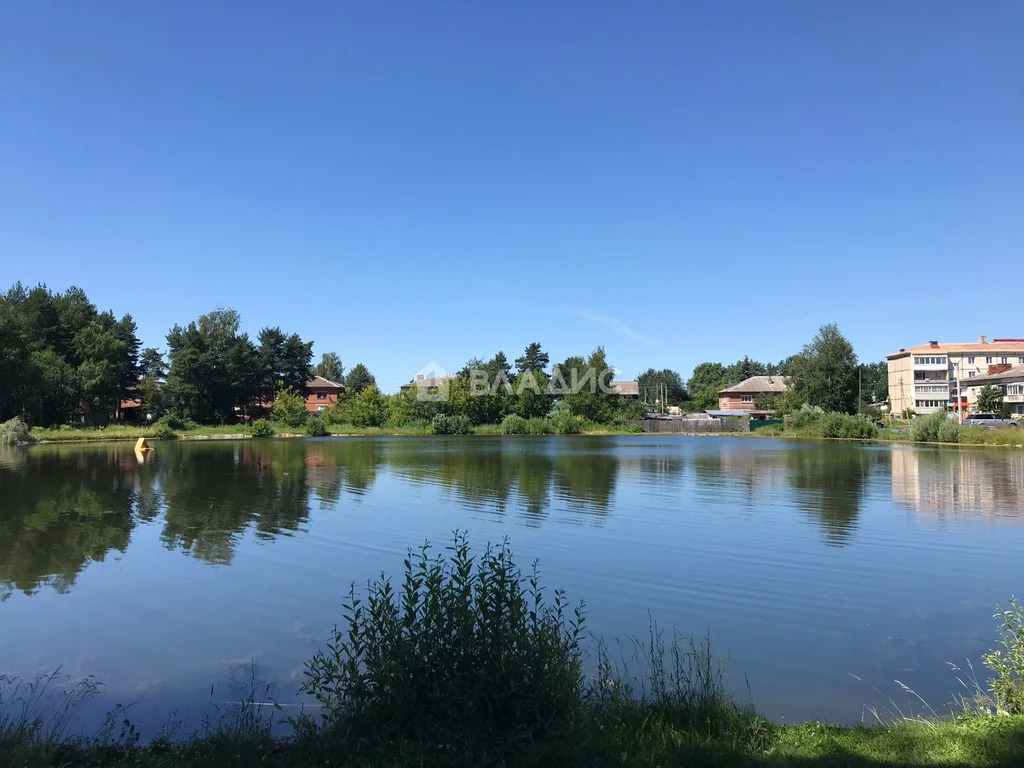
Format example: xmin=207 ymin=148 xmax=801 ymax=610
xmin=638 ymin=417 xmax=749 ymax=433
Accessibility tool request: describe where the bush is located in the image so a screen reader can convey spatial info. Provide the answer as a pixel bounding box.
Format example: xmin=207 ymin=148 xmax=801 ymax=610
xmin=786 ymin=404 xmax=825 ymax=429
xmin=271 ymin=385 xmax=309 ymax=428
xmin=501 ymin=414 xmax=528 ymax=434
xmin=250 ymin=419 xmax=274 ymax=438
xmin=627 ymin=422 xmax=644 ymax=433
xmin=351 ymin=386 xmax=388 ymax=428
xmin=983 ymin=597 xmax=1024 ymax=714
xmin=306 ymin=416 xmax=329 ymax=437
xmin=160 ymin=414 xmax=198 ymax=431
xmin=818 ymin=412 xmax=877 ymax=439
xmin=526 ymin=417 xmax=552 ymax=435
xmin=432 ymin=413 xmax=472 ymax=435
xmin=908 ymin=412 xmax=960 ymax=444
xmin=0 ymin=417 xmax=35 ymax=446
xmin=152 ymin=422 xmax=177 ymax=440
xmin=936 ymin=418 xmax=961 ymax=444
xmin=550 ymin=409 xmax=583 ymax=435
xmin=301 ymin=534 xmax=585 ymax=742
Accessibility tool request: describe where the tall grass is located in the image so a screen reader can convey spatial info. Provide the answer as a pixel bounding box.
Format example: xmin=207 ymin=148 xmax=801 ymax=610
xmin=0 ymin=669 xmax=100 ymax=761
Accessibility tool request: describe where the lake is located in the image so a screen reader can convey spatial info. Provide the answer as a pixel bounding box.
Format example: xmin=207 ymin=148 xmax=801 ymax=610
xmin=1 ymin=436 xmax=1022 ymax=734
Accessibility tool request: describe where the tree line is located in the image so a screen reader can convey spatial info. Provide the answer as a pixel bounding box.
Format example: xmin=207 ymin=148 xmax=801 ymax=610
xmin=0 ymin=283 xmax=140 ymax=425
xmin=1 ymin=283 xmax=886 ymax=428
xmin=312 ymin=344 xmax=645 ymax=432
xmin=639 ymin=324 xmax=887 ymax=416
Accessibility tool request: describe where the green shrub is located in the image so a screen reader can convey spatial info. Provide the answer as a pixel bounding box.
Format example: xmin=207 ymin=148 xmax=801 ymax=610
xmin=306 ymin=416 xmax=329 ymax=437
xmin=0 ymin=417 xmax=34 ymax=446
xmin=550 ymin=409 xmax=583 ymax=435
xmin=250 ymin=419 xmax=274 ymax=438
xmin=525 ymin=417 xmax=552 ymax=435
xmin=936 ymin=418 xmax=962 ymax=444
xmin=909 ymin=412 xmax=960 ymax=443
xmin=501 ymin=414 xmax=528 ymax=434
xmin=159 ymin=414 xmax=198 ymax=431
xmin=152 ymin=422 xmax=177 ymax=440
xmin=301 ymin=534 xmax=585 ymax=742
xmin=432 ymin=414 xmax=472 ymax=435
xmin=627 ymin=422 xmax=644 ymax=433
xmin=271 ymin=385 xmax=309 ymax=428
xmin=818 ymin=412 xmax=877 ymax=439
xmin=786 ymin=404 xmax=825 ymax=429
xmin=983 ymin=597 xmax=1024 ymax=714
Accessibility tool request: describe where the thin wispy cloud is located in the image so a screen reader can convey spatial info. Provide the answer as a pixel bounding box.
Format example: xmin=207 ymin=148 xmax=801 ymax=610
xmin=564 ymin=307 xmax=656 ymax=346
xmin=461 ymin=287 xmax=658 ymax=347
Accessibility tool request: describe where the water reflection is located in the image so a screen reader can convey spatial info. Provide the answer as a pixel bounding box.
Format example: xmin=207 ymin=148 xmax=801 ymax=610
xmin=2 ymin=437 xmax=1023 ymax=598
xmin=690 ymin=444 xmax=885 ymax=545
xmin=891 ymin=446 xmax=1024 ymax=521
xmin=0 ymin=445 xmax=138 ymax=596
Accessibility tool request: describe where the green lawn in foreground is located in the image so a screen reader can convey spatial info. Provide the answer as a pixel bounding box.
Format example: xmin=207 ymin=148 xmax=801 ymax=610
xmin=4 ymin=714 xmax=1023 ymax=767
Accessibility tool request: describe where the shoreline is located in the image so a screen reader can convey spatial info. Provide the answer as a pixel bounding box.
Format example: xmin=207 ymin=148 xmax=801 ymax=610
xmin=28 ymin=428 xmax=1023 ymax=448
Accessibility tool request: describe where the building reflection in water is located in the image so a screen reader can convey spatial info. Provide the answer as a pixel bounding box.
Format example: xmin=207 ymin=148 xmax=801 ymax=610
xmin=890 ymin=446 xmax=1024 ymax=522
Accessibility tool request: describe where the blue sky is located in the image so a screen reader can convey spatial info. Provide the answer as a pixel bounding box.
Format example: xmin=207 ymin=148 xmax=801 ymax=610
xmin=1 ymin=1 xmax=1021 ymax=391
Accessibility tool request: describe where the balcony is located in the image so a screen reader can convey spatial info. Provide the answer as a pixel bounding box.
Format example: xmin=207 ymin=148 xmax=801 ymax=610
xmin=915 ymin=385 xmax=949 ymax=395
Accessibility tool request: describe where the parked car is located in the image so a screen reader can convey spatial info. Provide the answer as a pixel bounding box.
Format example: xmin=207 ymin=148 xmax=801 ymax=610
xmin=963 ymin=413 xmax=1018 ymax=428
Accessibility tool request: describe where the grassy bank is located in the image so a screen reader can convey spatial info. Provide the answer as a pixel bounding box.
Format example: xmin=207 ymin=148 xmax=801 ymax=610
xmin=4 ymin=709 xmax=1022 ymax=767
xmin=752 ymin=408 xmax=1024 ymax=449
xmin=3 ymin=536 xmax=1023 ymax=768
xmin=29 ymin=421 xmax=641 ymax=443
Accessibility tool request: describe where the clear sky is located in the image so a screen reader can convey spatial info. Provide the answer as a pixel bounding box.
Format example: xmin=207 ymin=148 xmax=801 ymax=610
xmin=1 ymin=1 xmax=1021 ymax=391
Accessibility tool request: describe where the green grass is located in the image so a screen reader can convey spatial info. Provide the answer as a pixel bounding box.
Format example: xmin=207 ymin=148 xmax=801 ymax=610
xmin=4 ymin=536 xmax=1024 ymax=767
xmin=30 ymin=424 xmax=254 ymax=442
xmin=753 ymin=422 xmax=1023 ymax=448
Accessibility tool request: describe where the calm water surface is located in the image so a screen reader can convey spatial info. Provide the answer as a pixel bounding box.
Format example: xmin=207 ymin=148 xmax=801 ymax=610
xmin=1 ymin=436 xmax=1022 ymax=732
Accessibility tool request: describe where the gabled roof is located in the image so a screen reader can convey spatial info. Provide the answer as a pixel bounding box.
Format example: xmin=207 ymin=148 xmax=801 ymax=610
xmin=308 ymin=375 xmax=344 ymax=389
xmin=612 ymin=380 xmax=639 ymax=396
xmin=718 ymin=376 xmax=789 ymax=395
xmin=961 ymin=365 xmax=1024 ymax=387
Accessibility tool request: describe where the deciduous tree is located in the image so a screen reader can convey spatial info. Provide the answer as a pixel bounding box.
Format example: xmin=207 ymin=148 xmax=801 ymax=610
xmin=977 ymin=385 xmax=1004 ymax=414
xmin=637 ymin=368 xmax=687 ymax=406
xmin=788 ymin=324 xmax=859 ymax=414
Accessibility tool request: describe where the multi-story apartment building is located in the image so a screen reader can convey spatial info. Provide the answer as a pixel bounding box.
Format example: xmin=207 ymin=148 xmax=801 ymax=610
xmin=887 ymin=336 xmax=1024 ymax=415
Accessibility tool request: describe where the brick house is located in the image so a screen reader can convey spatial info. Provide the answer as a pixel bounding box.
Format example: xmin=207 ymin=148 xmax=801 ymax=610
xmin=306 ymin=376 xmax=344 ymax=413
xmin=717 ymin=376 xmax=789 ymax=412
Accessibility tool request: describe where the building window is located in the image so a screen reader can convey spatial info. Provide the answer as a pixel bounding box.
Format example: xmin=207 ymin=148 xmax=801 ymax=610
xmin=317 ymin=393 xmax=328 ymax=400
xmin=1019 ymin=357 xmax=1024 ymax=364
xmin=1002 ymin=357 xmax=1009 ymax=365
xmin=741 ymin=394 xmax=753 ymax=402
xmin=968 ymin=357 xmax=975 ymax=364
xmin=316 ymin=404 xmax=326 ymax=412
xmin=986 ymin=357 xmax=993 ymax=364
xmin=969 ymin=371 xmax=975 ymax=377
